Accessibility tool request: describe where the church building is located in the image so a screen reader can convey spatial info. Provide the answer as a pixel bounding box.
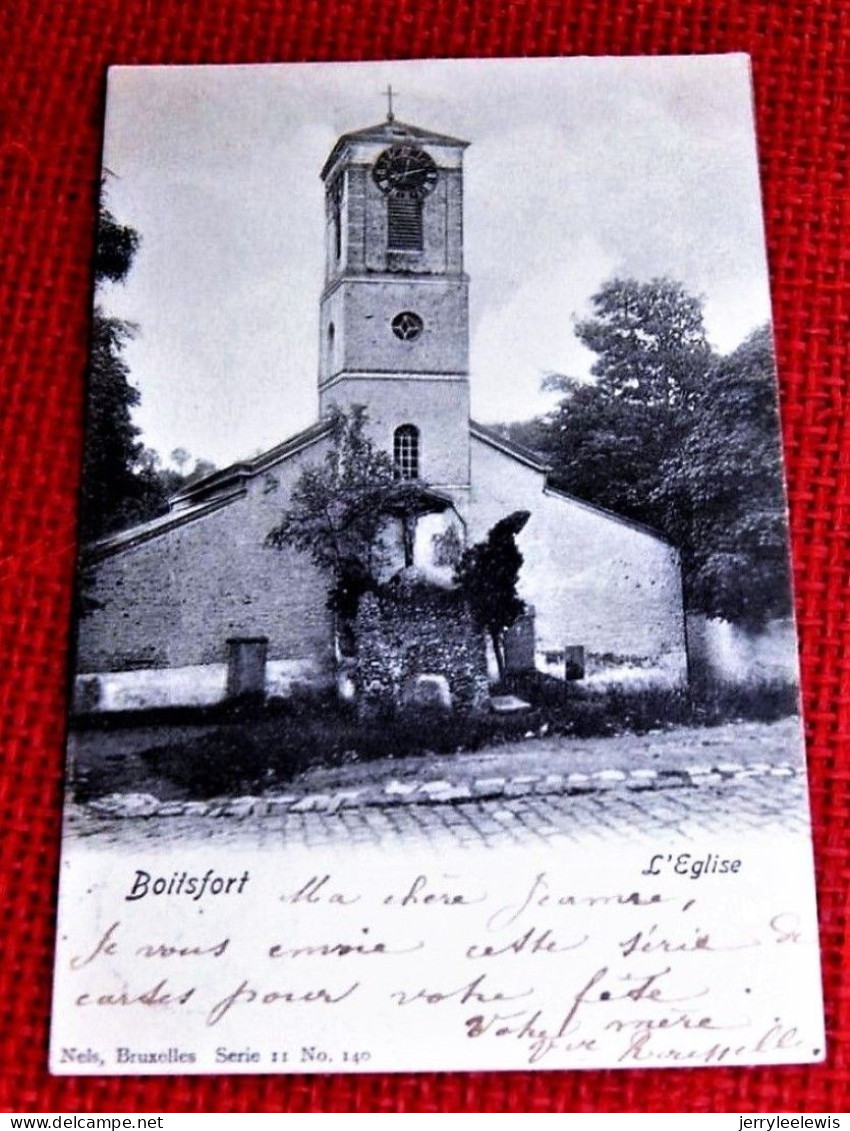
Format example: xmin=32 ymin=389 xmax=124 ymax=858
xmin=74 ymin=111 xmax=688 ymax=711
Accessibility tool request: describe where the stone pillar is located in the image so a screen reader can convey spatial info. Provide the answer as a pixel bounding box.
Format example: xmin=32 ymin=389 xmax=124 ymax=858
xmin=564 ymin=645 xmax=585 ymax=681
xmin=504 ymin=606 xmax=536 ymax=673
xmin=226 ymin=636 xmax=268 ymax=699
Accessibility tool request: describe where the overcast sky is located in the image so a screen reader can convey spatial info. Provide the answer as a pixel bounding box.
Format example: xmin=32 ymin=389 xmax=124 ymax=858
xmin=101 ymin=55 xmax=771 ymax=469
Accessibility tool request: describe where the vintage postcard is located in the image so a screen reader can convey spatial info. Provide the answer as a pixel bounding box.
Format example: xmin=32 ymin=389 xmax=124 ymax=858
xmin=51 ymin=56 xmax=824 ymax=1075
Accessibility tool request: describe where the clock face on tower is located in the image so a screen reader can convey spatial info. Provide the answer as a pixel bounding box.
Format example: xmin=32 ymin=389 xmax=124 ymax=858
xmin=372 ymin=145 xmax=438 ymax=199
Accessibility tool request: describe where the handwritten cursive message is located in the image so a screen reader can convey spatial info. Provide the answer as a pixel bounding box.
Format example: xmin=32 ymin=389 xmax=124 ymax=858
xmin=50 ymin=844 xmax=825 ymax=1074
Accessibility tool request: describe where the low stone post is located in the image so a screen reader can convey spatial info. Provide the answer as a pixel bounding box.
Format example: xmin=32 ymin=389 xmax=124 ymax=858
xmin=564 ymin=644 xmax=585 ymax=681
xmin=226 ymin=636 xmax=269 ymax=700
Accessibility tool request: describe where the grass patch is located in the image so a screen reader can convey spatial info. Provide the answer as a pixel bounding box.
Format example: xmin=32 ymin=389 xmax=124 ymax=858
xmin=503 ymin=672 xmax=798 ymax=733
xmin=74 ymin=696 xmax=538 ymax=801
xmin=72 ymin=675 xmax=798 ymax=802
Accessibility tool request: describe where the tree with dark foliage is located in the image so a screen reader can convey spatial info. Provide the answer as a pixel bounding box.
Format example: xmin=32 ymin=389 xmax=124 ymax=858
xmin=93 ymin=200 xmax=140 ymax=284
xmin=81 ymin=195 xmax=214 ymax=541
xmin=455 ymin=510 xmax=530 ymax=679
xmin=653 ymin=325 xmax=792 ymax=627
xmin=540 ymin=277 xmax=713 ymax=532
xmin=267 ymin=406 xmax=434 ymax=637
xmin=535 ymin=277 xmax=790 ymax=628
xmin=80 ymin=196 xmax=150 ymax=541
xmin=574 ymin=276 xmax=711 ymax=409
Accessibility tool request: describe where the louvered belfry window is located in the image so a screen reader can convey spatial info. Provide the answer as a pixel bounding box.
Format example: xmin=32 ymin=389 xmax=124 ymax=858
xmin=388 ymin=194 xmax=423 ymax=250
xmin=394 ymin=424 xmax=420 ymax=480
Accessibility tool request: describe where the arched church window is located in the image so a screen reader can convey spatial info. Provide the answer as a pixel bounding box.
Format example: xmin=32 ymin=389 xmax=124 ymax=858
xmin=394 ymin=424 xmax=420 ymax=480
xmin=326 ymin=322 xmax=335 ymax=372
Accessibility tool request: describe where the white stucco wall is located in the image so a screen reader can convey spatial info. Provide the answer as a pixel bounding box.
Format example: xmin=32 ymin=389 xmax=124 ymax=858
xmin=72 ymin=658 xmax=329 ymax=714
xmin=468 ymin=436 xmax=687 ymax=685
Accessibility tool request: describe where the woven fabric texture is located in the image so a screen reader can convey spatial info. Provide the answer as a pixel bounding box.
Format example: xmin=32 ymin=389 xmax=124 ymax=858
xmin=1 ymin=0 xmax=847 ymax=1114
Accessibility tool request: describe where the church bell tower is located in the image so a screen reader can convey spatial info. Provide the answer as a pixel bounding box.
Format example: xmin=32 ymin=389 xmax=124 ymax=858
xmin=318 ymin=108 xmax=471 ymax=497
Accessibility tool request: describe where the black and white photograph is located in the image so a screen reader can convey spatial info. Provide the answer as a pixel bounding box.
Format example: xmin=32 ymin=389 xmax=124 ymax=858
xmin=51 ymin=56 xmax=824 ymax=1076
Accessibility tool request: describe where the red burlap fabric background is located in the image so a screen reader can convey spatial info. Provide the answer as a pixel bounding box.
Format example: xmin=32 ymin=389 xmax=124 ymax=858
xmin=1 ymin=0 xmax=847 ymax=1114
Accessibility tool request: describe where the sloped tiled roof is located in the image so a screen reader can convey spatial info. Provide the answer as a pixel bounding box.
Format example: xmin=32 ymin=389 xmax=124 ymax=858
xmin=321 ymin=118 xmax=469 ymax=180
xmin=89 ymin=413 xmax=671 ymax=561
xmin=86 ymin=487 xmax=248 ymax=562
xmin=168 ymin=418 xmax=332 ymax=509
xmin=470 ymin=419 xmax=672 ymax=545
xmin=469 ymin=420 xmax=550 ymax=472
xmin=87 ymin=418 xmax=331 ymax=561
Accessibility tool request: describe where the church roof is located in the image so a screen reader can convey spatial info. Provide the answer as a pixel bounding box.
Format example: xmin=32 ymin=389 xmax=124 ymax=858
xmin=470 ymin=420 xmax=674 ymax=546
xmin=87 ymin=418 xmax=332 ymax=561
xmin=320 ymin=118 xmax=469 ymax=180
xmin=85 ymin=486 xmax=247 ymax=563
xmin=89 ymin=415 xmax=672 ymax=560
xmin=469 ymin=420 xmax=551 ymax=473
xmin=168 ymin=418 xmax=332 ymax=509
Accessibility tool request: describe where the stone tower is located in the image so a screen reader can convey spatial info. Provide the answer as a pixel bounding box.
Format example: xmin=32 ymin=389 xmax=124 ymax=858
xmin=318 ymin=115 xmax=471 ymax=499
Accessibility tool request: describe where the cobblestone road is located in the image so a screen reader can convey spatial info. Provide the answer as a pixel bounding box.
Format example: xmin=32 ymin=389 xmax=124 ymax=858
xmin=68 ymin=771 xmax=810 ymax=853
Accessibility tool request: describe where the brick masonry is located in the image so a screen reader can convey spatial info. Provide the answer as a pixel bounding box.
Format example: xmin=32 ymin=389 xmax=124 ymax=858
xmin=76 ymin=437 xmax=336 ymax=675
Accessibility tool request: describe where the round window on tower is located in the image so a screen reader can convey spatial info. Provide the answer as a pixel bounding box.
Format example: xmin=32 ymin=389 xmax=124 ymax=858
xmin=391 ymin=311 xmax=424 ymax=342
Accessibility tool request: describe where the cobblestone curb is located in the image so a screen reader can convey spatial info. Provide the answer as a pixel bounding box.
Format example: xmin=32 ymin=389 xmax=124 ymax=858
xmin=83 ymin=759 xmax=799 ymax=820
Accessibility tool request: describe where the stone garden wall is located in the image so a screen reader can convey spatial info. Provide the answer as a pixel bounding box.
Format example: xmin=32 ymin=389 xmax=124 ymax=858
xmin=354 ymin=574 xmax=489 ymax=714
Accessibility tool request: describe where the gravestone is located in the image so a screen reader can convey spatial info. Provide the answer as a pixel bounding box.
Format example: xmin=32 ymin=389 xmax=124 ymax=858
xmin=564 ymin=644 xmax=586 ymax=680
xmin=489 ymin=694 xmax=531 ymax=714
xmin=405 ymin=673 xmax=452 ymax=710
xmin=226 ymin=636 xmax=268 ymax=699
xmin=504 ymin=606 xmax=536 ymax=673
